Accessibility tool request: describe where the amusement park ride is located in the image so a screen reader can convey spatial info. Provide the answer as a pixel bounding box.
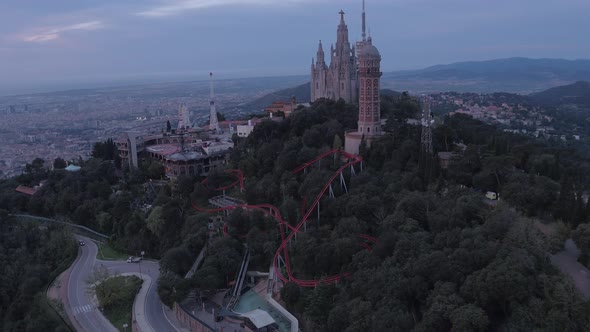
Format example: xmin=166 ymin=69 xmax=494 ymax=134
xmin=191 ymin=148 xmax=379 ymax=288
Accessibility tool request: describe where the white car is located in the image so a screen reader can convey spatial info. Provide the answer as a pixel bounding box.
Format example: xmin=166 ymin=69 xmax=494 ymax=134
xmin=127 ymin=256 xmax=142 ymax=263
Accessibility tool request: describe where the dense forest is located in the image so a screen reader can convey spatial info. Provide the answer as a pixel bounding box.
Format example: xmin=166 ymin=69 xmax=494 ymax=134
xmin=0 ymin=212 xmax=76 ymax=331
xmin=1 ymin=93 xmax=590 ymax=330
xmin=222 ymin=96 xmax=590 ymax=330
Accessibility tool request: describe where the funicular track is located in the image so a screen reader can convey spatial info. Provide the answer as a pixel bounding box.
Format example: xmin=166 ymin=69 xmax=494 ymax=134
xmin=192 ymin=149 xmax=378 ymax=287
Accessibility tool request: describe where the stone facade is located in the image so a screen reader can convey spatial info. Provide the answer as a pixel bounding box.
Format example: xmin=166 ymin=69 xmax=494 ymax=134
xmin=356 ymin=40 xmax=382 ymax=137
xmin=311 ymin=11 xmax=358 ymax=104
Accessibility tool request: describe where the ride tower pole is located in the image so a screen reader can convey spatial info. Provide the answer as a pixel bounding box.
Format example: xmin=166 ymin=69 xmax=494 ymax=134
xmin=317 ymin=201 xmax=320 ymax=227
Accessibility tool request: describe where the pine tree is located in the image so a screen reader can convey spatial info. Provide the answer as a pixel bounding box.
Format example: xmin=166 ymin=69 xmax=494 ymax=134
xmin=359 ymin=135 xmax=368 ymax=159
xmin=556 ymin=174 xmax=576 ymax=223
xmin=332 ymin=134 xmax=343 ymax=150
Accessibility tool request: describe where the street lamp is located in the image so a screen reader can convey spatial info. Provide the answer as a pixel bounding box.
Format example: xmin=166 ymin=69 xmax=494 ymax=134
xmin=122 ymin=323 xmax=128 ymax=332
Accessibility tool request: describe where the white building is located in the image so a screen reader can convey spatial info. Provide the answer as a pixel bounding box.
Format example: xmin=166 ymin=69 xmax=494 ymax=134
xmin=237 ymin=120 xmax=255 ymax=138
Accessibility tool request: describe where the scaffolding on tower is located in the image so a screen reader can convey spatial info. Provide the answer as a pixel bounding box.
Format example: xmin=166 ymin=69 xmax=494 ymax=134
xmin=421 ymin=96 xmax=434 ymax=155
xmin=177 ymin=102 xmax=190 ymax=132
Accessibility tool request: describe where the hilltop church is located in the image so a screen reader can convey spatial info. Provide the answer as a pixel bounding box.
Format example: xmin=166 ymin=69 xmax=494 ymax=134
xmin=310 ymin=10 xmax=359 ymax=104
xmin=311 ymin=1 xmax=384 ymax=155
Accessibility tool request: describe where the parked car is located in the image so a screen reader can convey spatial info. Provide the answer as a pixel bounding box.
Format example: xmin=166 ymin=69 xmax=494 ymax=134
xmin=485 ymin=191 xmax=499 ymax=200
xmin=127 ymin=256 xmax=142 ymax=263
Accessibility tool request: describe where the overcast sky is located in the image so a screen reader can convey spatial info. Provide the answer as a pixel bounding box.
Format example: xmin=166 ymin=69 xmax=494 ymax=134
xmin=1 ymin=0 xmax=589 ymax=94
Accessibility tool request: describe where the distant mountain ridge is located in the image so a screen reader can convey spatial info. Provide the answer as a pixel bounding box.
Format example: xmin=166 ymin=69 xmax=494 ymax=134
xmin=239 ymin=58 xmax=590 ymax=111
xmin=382 ymin=57 xmax=590 ymax=94
xmin=421 ymin=58 xmax=590 ymax=77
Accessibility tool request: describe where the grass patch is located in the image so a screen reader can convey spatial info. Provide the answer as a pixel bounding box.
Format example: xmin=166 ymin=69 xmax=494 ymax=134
xmin=96 ymin=276 xmax=142 ymax=332
xmin=97 ymin=242 xmax=128 ymax=261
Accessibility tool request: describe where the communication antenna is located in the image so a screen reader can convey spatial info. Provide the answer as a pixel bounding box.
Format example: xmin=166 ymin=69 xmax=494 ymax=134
xmin=209 ymin=72 xmax=220 ymax=133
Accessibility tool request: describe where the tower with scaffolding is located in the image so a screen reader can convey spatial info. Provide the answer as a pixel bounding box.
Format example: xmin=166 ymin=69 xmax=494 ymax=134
xmin=421 ymin=96 xmax=434 ymax=155
xmin=177 ymin=103 xmax=191 ymax=132
xmin=420 ymin=96 xmax=438 ymax=185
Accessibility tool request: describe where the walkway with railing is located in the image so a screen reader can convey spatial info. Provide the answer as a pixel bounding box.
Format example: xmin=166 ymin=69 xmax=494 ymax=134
xmin=227 ymin=248 xmax=250 ymax=308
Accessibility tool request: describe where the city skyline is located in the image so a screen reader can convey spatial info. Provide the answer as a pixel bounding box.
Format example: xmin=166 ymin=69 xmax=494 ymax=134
xmin=1 ymin=0 xmax=589 ymax=95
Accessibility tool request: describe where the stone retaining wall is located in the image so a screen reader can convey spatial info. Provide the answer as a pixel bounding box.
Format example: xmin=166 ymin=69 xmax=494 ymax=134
xmin=173 ymin=302 xmax=215 ymax=332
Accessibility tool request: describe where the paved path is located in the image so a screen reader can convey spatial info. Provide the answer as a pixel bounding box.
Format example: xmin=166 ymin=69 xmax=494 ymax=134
xmin=67 ymin=236 xmax=117 ymax=331
xmin=65 ymin=236 xmax=181 ymax=331
xmin=550 ymin=239 xmax=590 ymax=299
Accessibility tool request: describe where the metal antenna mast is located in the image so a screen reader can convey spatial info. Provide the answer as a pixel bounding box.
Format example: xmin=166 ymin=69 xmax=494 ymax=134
xmin=356 ymin=0 xmax=368 ymax=55
xmin=361 ymin=0 xmax=366 ymax=41
xmin=209 ymin=72 xmax=220 ymax=133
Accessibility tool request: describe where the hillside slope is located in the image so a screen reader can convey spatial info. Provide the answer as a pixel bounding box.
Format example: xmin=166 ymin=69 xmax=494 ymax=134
xmin=530 ymin=81 xmax=590 ymax=106
xmin=227 ymin=82 xmax=311 ymax=114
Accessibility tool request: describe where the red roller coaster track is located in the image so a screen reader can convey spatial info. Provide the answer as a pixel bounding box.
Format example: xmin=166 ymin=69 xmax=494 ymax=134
xmin=191 ymin=200 xmax=300 ymax=234
xmin=192 ymin=149 xmax=375 ymax=287
xmin=201 ymin=169 xmax=245 ymax=192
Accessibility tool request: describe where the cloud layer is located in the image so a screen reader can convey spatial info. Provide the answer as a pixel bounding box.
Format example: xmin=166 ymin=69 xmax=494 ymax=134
xmin=136 ymin=0 xmax=308 ymax=17
xmin=0 ymin=0 xmax=588 ymax=95
xmin=23 ymin=20 xmax=104 ymax=43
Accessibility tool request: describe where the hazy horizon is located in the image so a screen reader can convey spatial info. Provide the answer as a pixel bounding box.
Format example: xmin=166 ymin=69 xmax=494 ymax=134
xmin=3 ymin=56 xmax=590 ymax=97
xmin=2 ymin=0 xmax=589 ymax=95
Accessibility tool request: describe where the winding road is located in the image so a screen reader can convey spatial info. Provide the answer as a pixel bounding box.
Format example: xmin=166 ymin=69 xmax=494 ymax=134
xmin=550 ymin=239 xmax=590 ymax=299
xmin=66 ymin=236 xmax=180 ymax=332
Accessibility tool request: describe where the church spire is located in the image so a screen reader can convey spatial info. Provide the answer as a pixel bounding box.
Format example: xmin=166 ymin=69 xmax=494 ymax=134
xmin=316 ymin=40 xmax=325 ymax=65
xmin=362 ymin=0 xmax=367 ymax=41
xmin=339 ymin=9 xmax=345 ymax=24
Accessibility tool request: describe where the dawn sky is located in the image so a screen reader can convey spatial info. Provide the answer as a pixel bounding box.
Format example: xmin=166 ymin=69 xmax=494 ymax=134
xmin=1 ymin=0 xmax=589 ymax=94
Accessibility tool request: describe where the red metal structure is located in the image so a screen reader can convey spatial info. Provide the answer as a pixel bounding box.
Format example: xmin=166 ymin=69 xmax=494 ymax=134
xmin=273 ymin=149 xmax=362 ymax=286
xmin=192 ymin=149 xmax=372 ymax=287
xmin=358 ymin=234 xmax=378 ymax=252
